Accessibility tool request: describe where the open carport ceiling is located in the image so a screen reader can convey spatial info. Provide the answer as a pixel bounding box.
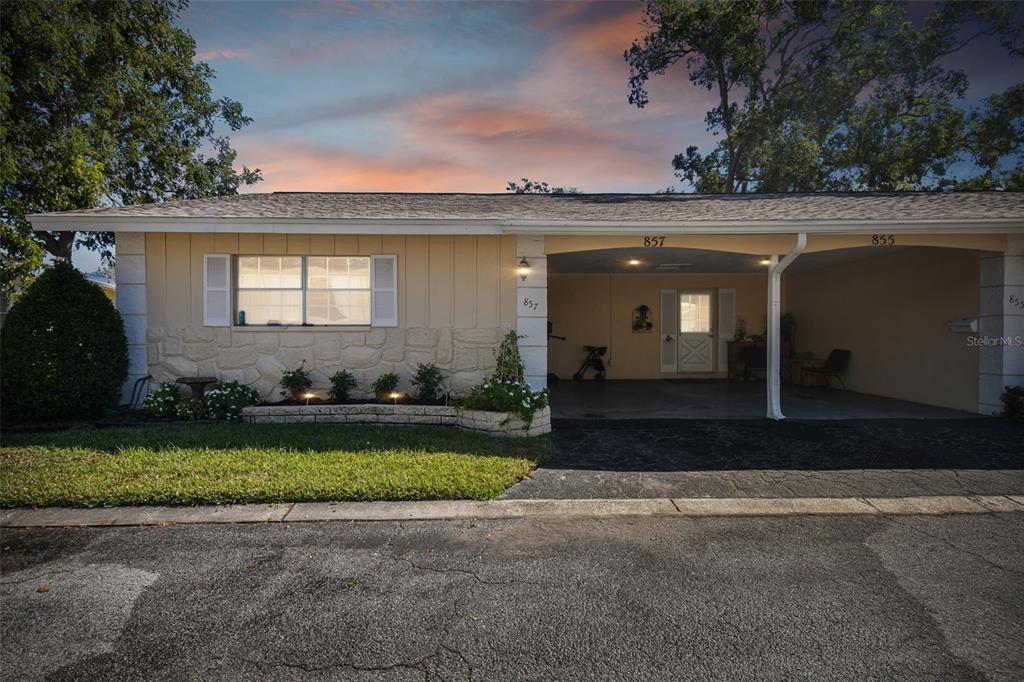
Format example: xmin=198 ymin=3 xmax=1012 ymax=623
xmin=547 ymin=246 xmax=923 ymax=274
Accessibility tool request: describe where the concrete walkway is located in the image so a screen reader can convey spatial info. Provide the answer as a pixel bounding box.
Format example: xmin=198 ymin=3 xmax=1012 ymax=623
xmin=2 ymin=495 xmax=1022 ymax=527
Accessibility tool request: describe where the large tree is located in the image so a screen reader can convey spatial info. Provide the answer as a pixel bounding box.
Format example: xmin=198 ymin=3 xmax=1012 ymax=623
xmin=506 ymin=178 xmax=580 ymax=194
xmin=0 ymin=0 xmax=260 ymax=291
xmin=625 ymin=0 xmax=1023 ymax=193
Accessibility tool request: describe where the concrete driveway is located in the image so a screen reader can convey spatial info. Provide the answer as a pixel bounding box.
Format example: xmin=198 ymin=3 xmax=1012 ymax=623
xmin=2 ymin=515 xmax=1021 ymax=680
xmin=504 ymin=418 xmax=1024 ymax=500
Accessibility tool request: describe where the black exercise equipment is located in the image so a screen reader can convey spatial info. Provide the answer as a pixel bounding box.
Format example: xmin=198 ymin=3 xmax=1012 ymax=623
xmin=573 ymin=345 xmax=607 ymax=381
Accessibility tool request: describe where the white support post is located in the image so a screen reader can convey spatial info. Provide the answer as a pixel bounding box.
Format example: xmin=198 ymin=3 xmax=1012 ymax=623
xmin=767 ymin=233 xmax=807 ymax=420
xmin=115 ymin=232 xmax=148 ymax=406
xmin=516 ymin=235 xmax=547 ymax=390
xmin=978 ymin=235 xmax=1024 ymax=414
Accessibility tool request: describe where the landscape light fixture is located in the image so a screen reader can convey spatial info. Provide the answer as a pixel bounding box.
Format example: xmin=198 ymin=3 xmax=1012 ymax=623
xmin=389 ymin=391 xmax=402 ymax=405
xmin=517 ymin=257 xmax=531 ymax=281
xmin=303 ymin=391 xmax=315 ymax=405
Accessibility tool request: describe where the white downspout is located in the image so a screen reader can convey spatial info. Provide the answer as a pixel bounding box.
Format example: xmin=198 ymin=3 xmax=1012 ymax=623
xmin=767 ymin=233 xmax=807 ymax=420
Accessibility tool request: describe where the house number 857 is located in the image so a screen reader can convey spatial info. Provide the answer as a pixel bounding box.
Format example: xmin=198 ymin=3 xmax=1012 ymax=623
xmin=644 ymin=236 xmax=666 ymax=247
xmin=522 ymin=298 xmax=539 ymax=311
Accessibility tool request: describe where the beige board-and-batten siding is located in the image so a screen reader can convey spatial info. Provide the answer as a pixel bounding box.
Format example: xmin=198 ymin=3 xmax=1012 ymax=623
xmin=144 ymin=233 xmax=519 ymax=398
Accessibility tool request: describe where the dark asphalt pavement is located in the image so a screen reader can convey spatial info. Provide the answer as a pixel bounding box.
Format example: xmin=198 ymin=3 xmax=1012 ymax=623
xmin=2 ymin=514 xmax=1022 ymax=681
xmin=504 ymin=418 xmax=1024 ymax=499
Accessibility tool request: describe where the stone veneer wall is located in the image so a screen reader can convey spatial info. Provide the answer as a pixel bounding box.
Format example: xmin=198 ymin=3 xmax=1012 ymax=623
xmin=147 ymin=326 xmax=507 ymax=399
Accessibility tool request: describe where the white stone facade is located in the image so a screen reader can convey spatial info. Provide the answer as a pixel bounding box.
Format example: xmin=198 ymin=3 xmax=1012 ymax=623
xmin=115 ymin=232 xmax=147 ymax=404
xmin=146 ymin=326 xmax=507 ymax=400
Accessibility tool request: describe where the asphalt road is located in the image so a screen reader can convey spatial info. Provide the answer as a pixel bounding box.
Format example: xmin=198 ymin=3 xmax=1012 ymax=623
xmin=2 ymin=514 xmax=1022 ymax=681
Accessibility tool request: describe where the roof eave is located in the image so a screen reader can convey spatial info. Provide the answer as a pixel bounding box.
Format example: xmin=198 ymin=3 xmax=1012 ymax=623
xmin=26 ymin=214 xmax=1024 ymax=235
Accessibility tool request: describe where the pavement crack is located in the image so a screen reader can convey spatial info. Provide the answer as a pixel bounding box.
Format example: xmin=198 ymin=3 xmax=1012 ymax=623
xmin=388 ymin=553 xmax=544 ymax=587
xmin=876 ymin=514 xmax=1024 ymax=577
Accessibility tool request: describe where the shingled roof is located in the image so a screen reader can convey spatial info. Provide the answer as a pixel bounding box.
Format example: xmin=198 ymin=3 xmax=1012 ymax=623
xmin=28 ymin=191 xmax=1024 ymax=224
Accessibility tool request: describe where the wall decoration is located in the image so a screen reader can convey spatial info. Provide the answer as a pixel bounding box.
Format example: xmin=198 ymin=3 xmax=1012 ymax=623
xmin=632 ymin=304 xmax=653 ymax=333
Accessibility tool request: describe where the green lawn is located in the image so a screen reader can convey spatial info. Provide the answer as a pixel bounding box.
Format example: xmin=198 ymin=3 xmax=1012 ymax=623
xmin=0 ymin=423 xmax=555 ymax=507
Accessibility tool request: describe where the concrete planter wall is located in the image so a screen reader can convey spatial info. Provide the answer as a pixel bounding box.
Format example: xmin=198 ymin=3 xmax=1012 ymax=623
xmin=241 ymin=404 xmax=551 ymax=437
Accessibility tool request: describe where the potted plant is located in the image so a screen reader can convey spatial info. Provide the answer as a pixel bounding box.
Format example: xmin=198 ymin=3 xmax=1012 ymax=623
xmin=279 ymin=362 xmax=313 ymax=402
xmin=371 ymin=372 xmax=401 ymax=403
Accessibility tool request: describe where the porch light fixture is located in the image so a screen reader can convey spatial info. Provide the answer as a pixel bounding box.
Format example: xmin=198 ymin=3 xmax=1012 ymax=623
xmin=517 ymin=257 xmax=531 ymax=281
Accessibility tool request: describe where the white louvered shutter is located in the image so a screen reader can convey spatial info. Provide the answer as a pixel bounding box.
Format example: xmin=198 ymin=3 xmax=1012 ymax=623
xmin=717 ymin=288 xmax=736 ymax=372
xmin=660 ymin=288 xmax=678 ymax=373
xmin=371 ymin=255 xmax=398 ymax=327
xmin=204 ymin=254 xmax=231 ymax=327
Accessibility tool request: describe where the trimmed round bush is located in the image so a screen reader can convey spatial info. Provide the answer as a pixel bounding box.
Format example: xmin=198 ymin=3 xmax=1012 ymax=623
xmin=1 ymin=263 xmax=129 ymax=423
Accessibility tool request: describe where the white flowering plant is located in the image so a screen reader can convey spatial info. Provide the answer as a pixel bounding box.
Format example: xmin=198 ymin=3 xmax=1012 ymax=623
xmin=142 ymin=382 xmax=183 ymax=418
xmin=460 ymin=376 xmax=548 ymax=425
xmin=204 ymin=381 xmax=260 ymax=421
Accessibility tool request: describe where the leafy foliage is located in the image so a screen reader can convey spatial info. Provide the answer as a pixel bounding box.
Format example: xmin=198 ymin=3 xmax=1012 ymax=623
xmin=626 ymin=0 xmax=1024 ymax=192
xmin=494 ymin=330 xmax=526 ymax=384
xmin=1001 ymin=385 xmax=1024 ymax=422
xmin=0 ymin=263 xmax=129 ymax=422
xmin=0 ymin=0 xmax=261 ymax=290
xmin=461 ymin=377 xmax=549 ymax=426
xmin=279 ymin=362 xmax=313 ymax=399
xmin=203 ymin=381 xmax=259 ymax=421
xmin=328 ymin=369 xmax=359 ymax=403
xmin=506 ymin=178 xmax=580 ymax=194
xmin=411 ymin=362 xmax=445 ymax=402
xmin=371 ymin=372 xmax=400 ymax=396
xmin=142 ymin=383 xmax=184 ymax=419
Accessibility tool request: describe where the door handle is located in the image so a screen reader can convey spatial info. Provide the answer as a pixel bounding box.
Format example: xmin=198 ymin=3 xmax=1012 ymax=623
xmin=664 ymin=334 xmax=674 ymax=342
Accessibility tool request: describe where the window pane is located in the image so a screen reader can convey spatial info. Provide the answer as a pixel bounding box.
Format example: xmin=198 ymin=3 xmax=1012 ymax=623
xmin=239 ymin=256 xmax=301 ymax=289
xmin=305 ymin=290 xmax=370 ymax=325
xmin=238 ymin=290 xmax=303 ymax=325
xmin=307 ymin=256 xmax=371 ymax=290
xmin=679 ymin=294 xmax=711 ymax=333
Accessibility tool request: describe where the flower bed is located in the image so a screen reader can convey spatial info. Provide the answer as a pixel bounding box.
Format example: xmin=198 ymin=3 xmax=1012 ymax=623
xmin=241 ymin=403 xmax=552 ymax=437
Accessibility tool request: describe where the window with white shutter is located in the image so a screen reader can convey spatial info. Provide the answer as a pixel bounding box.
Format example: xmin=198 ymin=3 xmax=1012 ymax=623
xmin=203 ymin=254 xmax=231 ymax=327
xmin=371 ymin=254 xmax=398 ymax=327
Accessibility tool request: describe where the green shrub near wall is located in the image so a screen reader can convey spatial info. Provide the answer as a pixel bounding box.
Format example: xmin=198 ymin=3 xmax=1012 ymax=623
xmin=0 ymin=263 xmax=129 ymax=423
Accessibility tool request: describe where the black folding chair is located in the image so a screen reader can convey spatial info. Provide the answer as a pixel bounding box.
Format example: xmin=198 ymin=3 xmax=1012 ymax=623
xmin=802 ymin=349 xmax=851 ymax=388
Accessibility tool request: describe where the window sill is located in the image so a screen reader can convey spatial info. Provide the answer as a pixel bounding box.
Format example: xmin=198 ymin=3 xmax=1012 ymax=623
xmin=231 ymin=325 xmax=374 ymax=332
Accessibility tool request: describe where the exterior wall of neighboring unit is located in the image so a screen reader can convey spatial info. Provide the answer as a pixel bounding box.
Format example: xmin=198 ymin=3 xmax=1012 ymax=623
xmin=143 ymin=233 xmax=518 ymax=398
xmin=787 ymin=247 xmax=980 ymax=412
xmin=547 ymin=273 xmax=772 ymax=380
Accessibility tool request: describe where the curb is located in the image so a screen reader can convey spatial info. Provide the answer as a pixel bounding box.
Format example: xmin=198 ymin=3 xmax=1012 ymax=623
xmin=1 ymin=495 xmax=1022 ymax=528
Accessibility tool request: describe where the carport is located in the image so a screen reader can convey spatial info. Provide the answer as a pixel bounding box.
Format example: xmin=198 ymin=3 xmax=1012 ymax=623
xmin=528 ymin=224 xmax=1019 ymax=420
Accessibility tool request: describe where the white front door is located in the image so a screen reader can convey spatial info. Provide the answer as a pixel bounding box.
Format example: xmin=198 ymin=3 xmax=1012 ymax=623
xmin=677 ymin=292 xmax=714 ymax=372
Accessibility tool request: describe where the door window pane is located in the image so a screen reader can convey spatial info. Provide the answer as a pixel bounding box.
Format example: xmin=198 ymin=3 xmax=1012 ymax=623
xmin=679 ymin=293 xmax=711 ymax=333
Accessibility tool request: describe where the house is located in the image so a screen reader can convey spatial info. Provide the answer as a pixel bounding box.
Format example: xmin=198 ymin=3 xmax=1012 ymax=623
xmin=28 ymin=191 xmax=1024 ymax=417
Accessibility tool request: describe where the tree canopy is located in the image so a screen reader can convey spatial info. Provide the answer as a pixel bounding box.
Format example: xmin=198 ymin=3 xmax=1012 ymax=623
xmin=506 ymin=178 xmax=581 ymax=194
xmin=0 ymin=0 xmax=261 ymax=292
xmin=626 ymin=0 xmax=1024 ymax=193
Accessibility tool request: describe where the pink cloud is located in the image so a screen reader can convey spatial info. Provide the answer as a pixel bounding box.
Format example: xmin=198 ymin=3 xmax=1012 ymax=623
xmin=196 ymin=48 xmax=252 ymax=61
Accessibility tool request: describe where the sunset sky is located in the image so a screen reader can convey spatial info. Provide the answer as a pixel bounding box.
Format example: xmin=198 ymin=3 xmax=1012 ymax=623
xmin=176 ymin=0 xmax=1020 ymax=197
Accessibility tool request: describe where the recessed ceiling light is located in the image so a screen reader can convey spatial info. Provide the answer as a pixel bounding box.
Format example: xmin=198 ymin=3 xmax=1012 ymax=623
xmin=759 ymin=259 xmax=772 ymax=265
xmin=627 ymin=259 xmax=641 ymax=266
